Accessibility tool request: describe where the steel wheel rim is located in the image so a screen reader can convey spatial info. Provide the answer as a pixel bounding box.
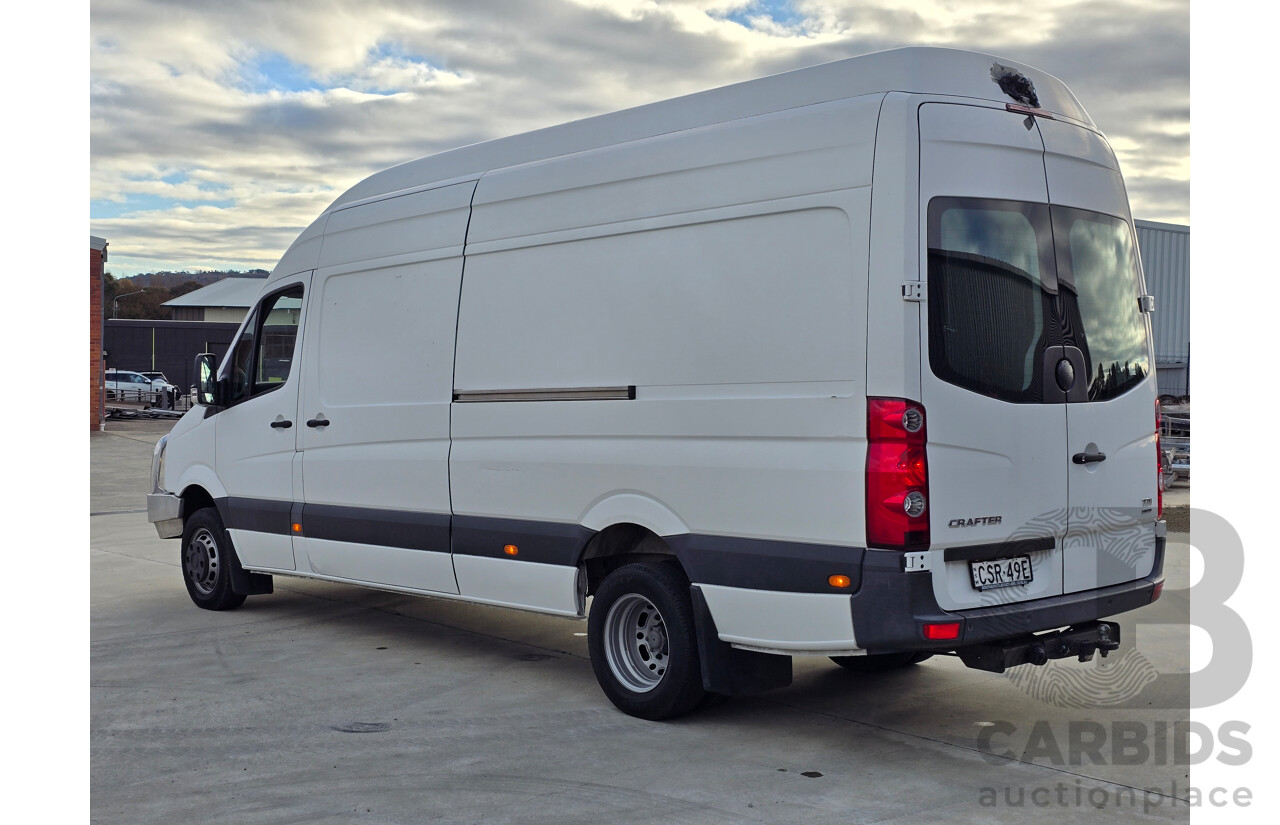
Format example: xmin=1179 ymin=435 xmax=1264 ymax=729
xmin=185 ymin=527 xmax=220 ymax=596
xmin=603 ymin=593 xmax=669 ymax=693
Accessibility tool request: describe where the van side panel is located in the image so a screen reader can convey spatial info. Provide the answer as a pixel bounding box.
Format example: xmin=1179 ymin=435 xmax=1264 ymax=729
xmin=465 ymin=97 xmax=879 ymax=246
xmin=451 ymin=99 xmax=877 ymax=610
xmin=291 ymin=182 xmax=475 ymax=594
xmin=458 ymin=207 xmax=859 ymax=389
xmin=864 ymin=93 xmax=922 ymax=402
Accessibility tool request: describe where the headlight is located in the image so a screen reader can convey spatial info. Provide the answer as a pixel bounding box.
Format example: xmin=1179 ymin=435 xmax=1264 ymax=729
xmin=151 ymin=435 xmax=168 ymax=494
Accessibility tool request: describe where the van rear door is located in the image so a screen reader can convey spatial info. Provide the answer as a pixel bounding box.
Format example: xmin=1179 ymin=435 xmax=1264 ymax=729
xmin=915 ymin=103 xmax=1068 ymax=610
xmin=1039 ymin=119 xmax=1159 ymax=592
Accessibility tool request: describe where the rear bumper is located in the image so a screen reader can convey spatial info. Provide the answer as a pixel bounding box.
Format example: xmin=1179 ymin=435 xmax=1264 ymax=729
xmin=850 ymin=528 xmax=1166 ymax=651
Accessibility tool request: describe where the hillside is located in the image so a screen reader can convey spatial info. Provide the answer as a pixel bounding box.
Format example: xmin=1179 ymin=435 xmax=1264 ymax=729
xmin=125 ymin=269 xmax=269 ymax=289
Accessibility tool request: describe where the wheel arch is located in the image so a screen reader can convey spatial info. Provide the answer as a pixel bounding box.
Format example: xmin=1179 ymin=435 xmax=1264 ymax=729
xmin=576 ymin=522 xmax=685 ymax=598
xmin=579 ymin=492 xmax=688 ymax=537
xmin=179 ymin=484 xmax=219 ymax=522
xmin=174 ymin=463 xmax=227 ymax=509
xmin=176 ymin=484 xmax=272 ymax=599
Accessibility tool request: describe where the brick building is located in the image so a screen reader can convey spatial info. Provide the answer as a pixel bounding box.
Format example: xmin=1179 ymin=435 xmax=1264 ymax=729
xmin=90 ymin=236 xmax=108 ymax=431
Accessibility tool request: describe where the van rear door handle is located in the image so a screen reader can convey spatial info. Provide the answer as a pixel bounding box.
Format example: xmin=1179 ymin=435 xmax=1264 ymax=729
xmin=306 ymin=416 xmax=330 ymax=428
xmin=270 ymin=419 xmax=293 ymax=429
xmin=1072 ymin=450 xmax=1106 ymax=465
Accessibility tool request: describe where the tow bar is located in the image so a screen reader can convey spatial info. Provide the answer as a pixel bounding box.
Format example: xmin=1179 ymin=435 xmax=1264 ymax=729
xmin=955 ymin=621 xmax=1121 ymax=674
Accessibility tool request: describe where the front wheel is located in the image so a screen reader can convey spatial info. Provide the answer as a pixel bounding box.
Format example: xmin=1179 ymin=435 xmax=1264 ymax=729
xmin=588 ymin=562 xmax=706 ymax=720
xmin=181 ymin=508 xmax=247 ymax=611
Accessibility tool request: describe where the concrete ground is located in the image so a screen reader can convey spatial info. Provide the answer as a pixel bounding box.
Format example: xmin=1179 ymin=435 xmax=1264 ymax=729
xmin=92 ymin=419 xmax=1192 ymax=824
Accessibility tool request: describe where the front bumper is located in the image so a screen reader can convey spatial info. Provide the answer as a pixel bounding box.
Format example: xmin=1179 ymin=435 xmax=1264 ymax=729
xmin=147 ymin=492 xmax=183 ymax=539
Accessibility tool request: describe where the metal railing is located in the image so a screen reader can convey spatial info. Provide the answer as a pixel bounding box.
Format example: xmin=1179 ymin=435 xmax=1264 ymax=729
xmin=104 ymin=387 xmax=195 ymax=414
xmin=1159 ymin=408 xmax=1190 ymax=482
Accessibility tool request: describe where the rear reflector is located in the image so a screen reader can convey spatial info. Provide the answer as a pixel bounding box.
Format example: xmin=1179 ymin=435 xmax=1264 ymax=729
xmin=866 ymin=398 xmax=930 ymax=549
xmin=1152 ymin=581 xmax=1164 ymax=603
xmin=923 ymin=622 xmax=961 ymax=641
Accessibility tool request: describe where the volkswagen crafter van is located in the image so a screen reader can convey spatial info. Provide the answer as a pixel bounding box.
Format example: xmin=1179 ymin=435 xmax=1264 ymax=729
xmin=148 ymin=47 xmax=1166 ymax=720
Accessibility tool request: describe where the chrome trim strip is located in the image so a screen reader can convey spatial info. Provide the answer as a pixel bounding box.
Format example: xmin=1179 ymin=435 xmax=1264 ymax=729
xmin=453 ymin=386 xmax=636 ymax=403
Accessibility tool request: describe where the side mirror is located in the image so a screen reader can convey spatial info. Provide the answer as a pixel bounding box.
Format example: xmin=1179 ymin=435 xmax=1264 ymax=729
xmin=195 ymin=353 xmax=218 ymax=406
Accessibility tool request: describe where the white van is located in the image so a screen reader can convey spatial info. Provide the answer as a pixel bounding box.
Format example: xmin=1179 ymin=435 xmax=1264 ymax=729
xmin=148 ymin=47 xmax=1166 ymax=720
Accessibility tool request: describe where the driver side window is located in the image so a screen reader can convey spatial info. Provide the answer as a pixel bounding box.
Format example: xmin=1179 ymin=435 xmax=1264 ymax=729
xmin=226 ymin=310 xmax=258 ymax=405
xmin=223 ymin=283 xmax=305 ymax=406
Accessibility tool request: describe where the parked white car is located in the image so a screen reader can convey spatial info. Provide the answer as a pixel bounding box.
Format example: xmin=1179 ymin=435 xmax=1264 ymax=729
xmin=105 ymin=369 xmax=178 ymax=399
xmin=140 ymin=371 xmax=176 ymax=388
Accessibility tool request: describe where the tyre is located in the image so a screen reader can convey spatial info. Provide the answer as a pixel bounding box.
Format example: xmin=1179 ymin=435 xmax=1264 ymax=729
xmin=830 ymin=651 xmax=932 ymax=672
xmin=588 ymin=562 xmax=706 ymax=720
xmin=181 ymin=507 xmax=247 ymax=611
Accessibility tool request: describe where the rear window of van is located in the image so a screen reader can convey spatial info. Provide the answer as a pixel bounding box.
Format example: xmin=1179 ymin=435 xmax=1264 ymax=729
xmin=927 ymin=197 xmax=1150 ymax=404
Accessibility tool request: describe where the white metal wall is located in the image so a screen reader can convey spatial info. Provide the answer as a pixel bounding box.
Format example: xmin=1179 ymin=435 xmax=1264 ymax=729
xmin=1135 ymin=219 xmax=1190 ymax=397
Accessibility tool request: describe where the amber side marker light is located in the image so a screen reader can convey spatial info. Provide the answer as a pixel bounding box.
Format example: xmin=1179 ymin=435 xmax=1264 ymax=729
xmin=923 ymin=622 xmax=961 ymax=641
xmin=291 ymin=523 xmax=303 ymax=533
xmin=503 ymin=544 xmax=519 ymax=556
xmin=828 ymin=575 xmax=851 ymax=589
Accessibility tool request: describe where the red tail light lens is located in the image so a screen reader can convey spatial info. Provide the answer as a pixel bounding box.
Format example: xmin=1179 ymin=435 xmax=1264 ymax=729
xmin=866 ymin=398 xmax=930 ymax=549
xmin=1155 ymin=400 xmax=1164 ymax=519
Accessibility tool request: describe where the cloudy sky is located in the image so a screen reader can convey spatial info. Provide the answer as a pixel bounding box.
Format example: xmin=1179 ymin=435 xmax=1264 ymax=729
xmin=89 ymin=0 xmax=1189 ymax=278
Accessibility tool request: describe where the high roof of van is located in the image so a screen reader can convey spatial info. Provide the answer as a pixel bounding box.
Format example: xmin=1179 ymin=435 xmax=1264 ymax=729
xmin=325 ymin=47 xmax=1090 ymax=213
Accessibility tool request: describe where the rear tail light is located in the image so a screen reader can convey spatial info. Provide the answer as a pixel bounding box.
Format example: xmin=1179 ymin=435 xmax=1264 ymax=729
xmin=1155 ymin=400 xmax=1164 ymax=519
xmin=866 ymin=398 xmax=930 ymax=549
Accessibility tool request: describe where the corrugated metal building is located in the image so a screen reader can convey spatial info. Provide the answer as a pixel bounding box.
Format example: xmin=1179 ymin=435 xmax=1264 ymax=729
xmin=1135 ymin=219 xmax=1190 ymax=399
xmin=162 ymin=277 xmax=265 ymax=323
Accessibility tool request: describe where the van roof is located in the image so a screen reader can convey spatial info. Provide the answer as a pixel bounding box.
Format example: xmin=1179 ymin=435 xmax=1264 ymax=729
xmin=327 ymin=46 xmax=1090 ymax=212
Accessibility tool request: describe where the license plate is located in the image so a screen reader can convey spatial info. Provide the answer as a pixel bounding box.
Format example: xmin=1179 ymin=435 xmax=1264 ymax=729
xmin=969 ymin=555 xmax=1033 ymax=591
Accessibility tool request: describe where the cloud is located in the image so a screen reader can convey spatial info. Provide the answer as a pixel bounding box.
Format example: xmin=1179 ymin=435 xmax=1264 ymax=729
xmin=90 ymin=0 xmax=1188 ymax=277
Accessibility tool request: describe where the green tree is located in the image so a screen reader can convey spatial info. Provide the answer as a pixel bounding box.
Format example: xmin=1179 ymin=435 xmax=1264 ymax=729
xmin=169 ymin=280 xmax=203 ymax=299
xmin=102 ymin=272 xmax=120 ymax=324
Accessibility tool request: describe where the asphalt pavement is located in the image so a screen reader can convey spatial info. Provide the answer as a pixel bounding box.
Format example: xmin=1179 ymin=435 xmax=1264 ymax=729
xmin=91 ymin=418 xmax=1193 ymax=824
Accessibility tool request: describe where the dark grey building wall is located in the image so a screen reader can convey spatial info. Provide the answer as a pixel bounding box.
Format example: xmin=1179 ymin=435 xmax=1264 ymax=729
xmin=104 ymin=320 xmax=240 ymax=392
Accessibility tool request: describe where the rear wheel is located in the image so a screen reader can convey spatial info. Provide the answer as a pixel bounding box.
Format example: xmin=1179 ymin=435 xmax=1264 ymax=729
xmin=588 ymin=562 xmax=706 ymax=720
xmin=181 ymin=508 xmax=246 ymax=611
xmin=830 ymin=651 xmax=932 ymax=672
